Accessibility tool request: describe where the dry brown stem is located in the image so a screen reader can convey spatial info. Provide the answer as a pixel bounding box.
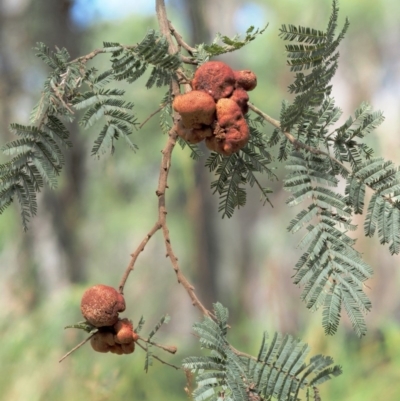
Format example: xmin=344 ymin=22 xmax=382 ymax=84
xmin=118 ymin=0 xmax=211 ymax=318
xmin=59 ymin=332 xmax=96 ymax=363
xmin=168 ymin=21 xmax=196 ymax=55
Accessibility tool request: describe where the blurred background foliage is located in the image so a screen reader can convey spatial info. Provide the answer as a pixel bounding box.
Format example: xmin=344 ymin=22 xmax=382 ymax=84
xmin=0 ymin=0 xmax=399 ymax=400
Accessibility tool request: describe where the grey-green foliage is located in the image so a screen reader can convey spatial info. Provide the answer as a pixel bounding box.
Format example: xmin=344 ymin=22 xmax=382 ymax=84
xmin=193 ymin=26 xmax=268 ymax=64
xmin=205 ymin=118 xmax=275 ymax=218
xmin=0 ymin=44 xmax=76 ymax=230
xmin=0 ymin=29 xmax=181 ymax=230
xmin=183 ymin=303 xmax=341 ymax=401
xmin=273 ymin=0 xmax=399 ymax=336
xmin=331 ymin=103 xmax=383 ymax=172
xmin=278 ymin=0 xmax=348 ymax=131
xmin=143 ymin=314 xmax=170 ymax=373
xmin=105 ymin=29 xmax=181 ymax=88
xmin=345 ymin=158 xmax=400 ymax=254
xmin=73 ymin=68 xmax=138 ymax=156
xmin=285 ymin=152 xmax=372 ymax=336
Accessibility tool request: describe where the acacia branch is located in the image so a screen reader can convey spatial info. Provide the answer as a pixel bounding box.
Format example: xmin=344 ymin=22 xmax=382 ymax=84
xmin=119 ymin=0 xmax=211 ymax=318
xmin=168 ymin=21 xmax=196 ymax=55
xmin=248 ymin=102 xmax=350 ymax=174
xmin=156 ymin=0 xmax=212 ymax=317
xmin=118 ymin=222 xmax=161 ymax=293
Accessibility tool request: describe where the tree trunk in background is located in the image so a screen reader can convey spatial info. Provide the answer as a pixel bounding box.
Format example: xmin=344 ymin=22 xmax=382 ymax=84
xmin=180 ymin=0 xmax=219 ymax=309
xmin=0 ymin=0 xmax=87 ymax=305
xmin=0 ymin=2 xmax=42 ymax=309
xmin=28 ymin=0 xmax=87 ymax=286
xmin=175 ymin=0 xmax=245 ymax=309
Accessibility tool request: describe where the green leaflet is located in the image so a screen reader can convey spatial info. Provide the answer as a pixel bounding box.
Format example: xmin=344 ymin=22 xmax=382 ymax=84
xmin=193 ymin=25 xmax=268 ymax=63
xmin=108 ymin=29 xmax=181 ymax=87
xmin=346 ymin=157 xmax=400 ymax=254
xmin=0 ymin=119 xmax=72 ymax=230
xmin=285 ymin=152 xmax=372 ymax=336
xmin=0 ymin=41 xmax=140 ymax=229
xmin=275 ymin=0 xmax=392 ymax=336
xmin=279 ymin=0 xmax=348 ymax=131
xmin=183 ymin=303 xmax=341 ymax=401
xmin=206 ymin=118 xmax=275 ymax=218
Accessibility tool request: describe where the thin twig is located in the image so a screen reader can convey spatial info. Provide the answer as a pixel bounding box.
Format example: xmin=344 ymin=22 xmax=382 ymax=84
xmin=237 ymin=154 xmax=274 ymax=208
xmin=69 ymin=44 xmax=136 ymax=65
xmin=71 ymin=48 xmax=107 ymax=64
xmin=137 ymin=336 xmax=177 ymax=354
xmin=118 ymin=120 xmax=211 ymax=316
xmin=136 ymin=341 xmax=181 ymax=370
xmin=138 ymin=104 xmax=165 ymax=130
xmin=168 ymin=21 xmax=196 ymax=55
xmin=184 ymin=369 xmax=195 ymax=401
xmin=119 ymin=222 xmax=161 ymax=293
xmin=248 ymin=102 xmax=350 ymax=174
xmin=59 ymin=333 xmax=95 ymax=363
xmin=50 ymin=80 xmax=74 ymax=114
xmin=180 ymin=56 xmax=198 ymax=65
xmin=229 ymin=344 xmax=257 ymax=361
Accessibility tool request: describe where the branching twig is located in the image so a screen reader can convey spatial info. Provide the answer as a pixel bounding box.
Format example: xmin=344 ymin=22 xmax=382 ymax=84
xmin=69 ymin=45 xmax=136 ymax=65
xmin=136 ymin=341 xmax=181 ymax=370
xmin=168 ymin=21 xmax=196 ymax=55
xmin=248 ymin=102 xmax=350 ymax=174
xmin=118 ymin=222 xmax=161 ymax=293
xmin=119 ymin=0 xmax=212 ymax=319
xmin=137 ymin=336 xmax=177 ymax=354
xmin=138 ymin=104 xmax=165 ymax=130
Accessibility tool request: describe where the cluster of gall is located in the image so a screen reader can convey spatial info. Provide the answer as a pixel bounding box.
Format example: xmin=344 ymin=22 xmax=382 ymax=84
xmin=80 ymin=285 xmax=139 ymax=355
xmin=173 ymin=61 xmax=257 ymax=156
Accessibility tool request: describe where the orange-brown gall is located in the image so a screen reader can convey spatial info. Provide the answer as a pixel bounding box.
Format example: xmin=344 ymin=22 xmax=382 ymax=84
xmin=90 ymin=333 xmax=112 ymax=353
xmin=80 ymin=285 xmax=125 ymax=327
xmin=205 ymin=123 xmax=249 ymax=156
xmin=109 ymin=344 xmax=124 ymax=355
xmin=173 ymin=91 xmax=216 ymax=129
xmin=234 ymin=70 xmax=257 ymax=91
xmin=208 ymin=98 xmax=250 ymax=156
xmin=229 ymin=88 xmax=249 ymax=114
xmin=192 ymin=61 xmax=236 ymax=100
xmin=114 ymin=318 xmax=135 ymax=344
xmin=121 ymin=342 xmax=135 ymax=354
xmin=222 ymin=123 xmax=249 ymax=155
xmin=216 ymin=98 xmax=243 ymax=127
xmin=175 ymin=120 xmax=212 ymax=144
xmin=97 ymin=331 xmax=116 ymax=346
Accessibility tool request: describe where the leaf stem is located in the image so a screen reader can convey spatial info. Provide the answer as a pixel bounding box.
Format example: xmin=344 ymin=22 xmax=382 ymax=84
xmin=248 ymin=102 xmax=350 ymax=173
